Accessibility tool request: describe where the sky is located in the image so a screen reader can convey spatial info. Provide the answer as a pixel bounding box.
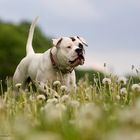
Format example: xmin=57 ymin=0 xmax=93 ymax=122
xmin=0 ymin=0 xmax=140 ymax=75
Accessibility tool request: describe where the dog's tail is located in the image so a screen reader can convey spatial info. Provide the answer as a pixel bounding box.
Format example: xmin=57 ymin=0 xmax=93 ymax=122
xmin=26 ymin=17 xmax=39 ymax=56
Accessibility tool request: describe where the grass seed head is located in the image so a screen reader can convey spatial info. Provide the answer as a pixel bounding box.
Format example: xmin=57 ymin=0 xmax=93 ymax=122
xmin=37 ymin=94 xmax=46 ymax=101
xmin=102 ymin=78 xmax=111 ymax=85
xmin=131 ymin=84 xmax=140 ymax=92
xmin=117 ymin=77 xmax=127 ymax=85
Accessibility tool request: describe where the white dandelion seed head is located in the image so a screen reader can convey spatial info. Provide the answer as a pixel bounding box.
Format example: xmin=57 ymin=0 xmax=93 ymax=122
xmin=47 ymin=98 xmax=59 ymax=105
xmin=53 ymin=81 xmax=61 ymax=87
xmin=131 ymin=84 xmax=140 ymax=92
xmin=56 ymin=103 xmax=67 ymax=112
xmin=53 ymin=92 xmax=60 ymax=99
xmin=120 ymin=88 xmax=127 ymax=95
xmin=45 ymin=106 xmax=64 ymax=122
xmin=48 ymin=109 xmax=63 ymax=122
xmin=75 ymin=103 xmax=101 ymax=131
xmin=117 ymin=77 xmax=127 ymax=85
xmin=47 ymin=90 xmax=60 ymax=99
xmin=77 ymin=103 xmax=101 ymax=120
xmin=36 ymin=94 xmax=46 ymax=101
xmin=15 ymin=83 xmax=22 ymax=88
xmin=60 ymin=85 xmax=68 ymax=92
xmin=43 ymin=102 xmax=55 ymax=112
xmin=102 ymin=78 xmax=111 ymax=85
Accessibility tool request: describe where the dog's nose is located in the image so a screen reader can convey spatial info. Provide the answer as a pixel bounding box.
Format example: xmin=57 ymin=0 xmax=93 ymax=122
xmin=75 ymin=48 xmax=82 ymax=54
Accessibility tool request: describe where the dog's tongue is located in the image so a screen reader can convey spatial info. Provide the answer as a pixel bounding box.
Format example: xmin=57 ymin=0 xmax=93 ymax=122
xmin=73 ymin=56 xmax=84 ymax=66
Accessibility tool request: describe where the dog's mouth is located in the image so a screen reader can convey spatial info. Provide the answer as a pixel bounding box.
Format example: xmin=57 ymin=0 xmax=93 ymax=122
xmin=69 ymin=54 xmax=85 ymax=67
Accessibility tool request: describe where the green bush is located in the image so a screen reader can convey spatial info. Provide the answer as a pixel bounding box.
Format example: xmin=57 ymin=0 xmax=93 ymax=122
xmin=0 ymin=21 xmax=51 ymax=80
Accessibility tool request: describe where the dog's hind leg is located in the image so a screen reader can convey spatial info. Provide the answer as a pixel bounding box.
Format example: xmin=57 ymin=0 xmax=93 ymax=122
xmin=13 ymin=66 xmax=28 ymax=93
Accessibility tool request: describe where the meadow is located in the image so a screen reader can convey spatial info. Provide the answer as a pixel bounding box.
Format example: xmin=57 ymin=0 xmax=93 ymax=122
xmin=0 ymin=67 xmax=140 ymax=140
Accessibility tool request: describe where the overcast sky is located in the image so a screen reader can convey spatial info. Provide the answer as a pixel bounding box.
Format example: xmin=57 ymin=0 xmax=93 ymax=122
xmin=0 ymin=0 xmax=140 ymax=75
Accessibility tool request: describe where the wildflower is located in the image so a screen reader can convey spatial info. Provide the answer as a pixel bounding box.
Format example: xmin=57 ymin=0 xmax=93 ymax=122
xmin=131 ymin=84 xmax=140 ymax=92
xmin=60 ymin=85 xmax=68 ymax=92
xmin=15 ymin=83 xmax=22 ymax=88
xmin=117 ymin=77 xmax=127 ymax=85
xmin=120 ymin=88 xmax=127 ymax=95
xmin=53 ymin=81 xmax=61 ymax=87
xmin=47 ymin=90 xmax=60 ymax=99
xmin=36 ymin=94 xmax=46 ymax=101
xmin=102 ymin=78 xmax=111 ymax=85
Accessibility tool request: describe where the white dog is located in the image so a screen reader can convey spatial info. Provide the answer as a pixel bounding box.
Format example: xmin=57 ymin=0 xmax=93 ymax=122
xmin=13 ymin=17 xmax=87 ymax=92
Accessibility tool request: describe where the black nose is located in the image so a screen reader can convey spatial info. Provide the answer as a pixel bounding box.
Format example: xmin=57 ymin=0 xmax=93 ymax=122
xmin=75 ymin=48 xmax=82 ymax=54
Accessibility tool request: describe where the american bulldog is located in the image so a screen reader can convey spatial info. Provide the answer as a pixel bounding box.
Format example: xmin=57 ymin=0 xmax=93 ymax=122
xmin=13 ymin=17 xmax=87 ymax=92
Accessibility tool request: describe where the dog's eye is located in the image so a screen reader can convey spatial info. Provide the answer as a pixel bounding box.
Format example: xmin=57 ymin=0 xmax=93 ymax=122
xmin=67 ymin=46 xmax=72 ymax=49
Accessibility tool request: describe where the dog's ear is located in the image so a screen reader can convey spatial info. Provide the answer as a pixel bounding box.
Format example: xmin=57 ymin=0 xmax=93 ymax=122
xmin=77 ymin=36 xmax=88 ymax=47
xmin=52 ymin=38 xmax=63 ymax=47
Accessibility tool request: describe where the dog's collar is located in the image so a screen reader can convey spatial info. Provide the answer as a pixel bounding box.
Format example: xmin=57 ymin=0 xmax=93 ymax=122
xmin=50 ymin=48 xmax=74 ymax=73
xmin=50 ymin=48 xmax=56 ymax=66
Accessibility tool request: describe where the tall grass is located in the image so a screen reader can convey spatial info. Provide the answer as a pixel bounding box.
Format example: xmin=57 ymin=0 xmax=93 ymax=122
xmin=0 ymin=72 xmax=140 ymax=140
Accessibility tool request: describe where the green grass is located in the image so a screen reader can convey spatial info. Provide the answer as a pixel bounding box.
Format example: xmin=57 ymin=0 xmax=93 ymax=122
xmin=0 ymin=73 xmax=140 ymax=140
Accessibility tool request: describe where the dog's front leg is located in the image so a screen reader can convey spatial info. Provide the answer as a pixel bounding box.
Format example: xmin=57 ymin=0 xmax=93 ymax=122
xmin=62 ymin=71 xmax=77 ymax=93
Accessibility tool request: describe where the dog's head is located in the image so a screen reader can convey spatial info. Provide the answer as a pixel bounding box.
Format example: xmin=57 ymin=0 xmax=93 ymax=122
xmin=52 ymin=36 xmax=87 ymax=68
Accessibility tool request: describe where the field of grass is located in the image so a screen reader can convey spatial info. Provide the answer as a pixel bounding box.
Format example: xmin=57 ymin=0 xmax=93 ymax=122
xmin=0 ymin=71 xmax=140 ymax=140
